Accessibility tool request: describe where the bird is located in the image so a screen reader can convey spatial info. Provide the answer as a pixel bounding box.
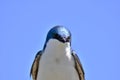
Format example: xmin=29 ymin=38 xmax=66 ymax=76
xmin=30 ymin=25 xmax=85 ymax=80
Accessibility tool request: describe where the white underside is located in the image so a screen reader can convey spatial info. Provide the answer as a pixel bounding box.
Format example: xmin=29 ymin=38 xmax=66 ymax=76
xmin=37 ymin=39 xmax=79 ymax=80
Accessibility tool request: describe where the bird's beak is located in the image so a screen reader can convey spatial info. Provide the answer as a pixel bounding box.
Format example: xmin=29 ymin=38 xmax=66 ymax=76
xmin=62 ymin=36 xmax=70 ymax=43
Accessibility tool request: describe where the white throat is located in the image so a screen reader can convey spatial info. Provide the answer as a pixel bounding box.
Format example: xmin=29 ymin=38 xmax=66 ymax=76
xmin=44 ymin=39 xmax=71 ymax=55
xmin=37 ymin=39 xmax=79 ymax=80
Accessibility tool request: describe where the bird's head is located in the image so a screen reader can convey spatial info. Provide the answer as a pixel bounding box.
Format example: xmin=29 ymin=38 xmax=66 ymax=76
xmin=43 ymin=25 xmax=71 ymax=50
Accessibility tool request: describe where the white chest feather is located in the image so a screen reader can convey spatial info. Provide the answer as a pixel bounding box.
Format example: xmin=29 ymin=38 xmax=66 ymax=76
xmin=37 ymin=39 xmax=79 ymax=80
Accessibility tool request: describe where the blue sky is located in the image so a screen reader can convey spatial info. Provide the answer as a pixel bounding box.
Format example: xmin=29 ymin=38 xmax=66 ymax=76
xmin=0 ymin=0 xmax=120 ymax=80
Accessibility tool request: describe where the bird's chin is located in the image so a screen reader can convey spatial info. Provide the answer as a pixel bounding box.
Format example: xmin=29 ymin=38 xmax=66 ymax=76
xmin=45 ymin=39 xmax=70 ymax=51
xmin=58 ymin=39 xmax=70 ymax=44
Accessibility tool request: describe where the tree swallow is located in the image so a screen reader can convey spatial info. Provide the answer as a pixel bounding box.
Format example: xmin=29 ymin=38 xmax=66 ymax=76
xmin=30 ymin=25 xmax=85 ymax=80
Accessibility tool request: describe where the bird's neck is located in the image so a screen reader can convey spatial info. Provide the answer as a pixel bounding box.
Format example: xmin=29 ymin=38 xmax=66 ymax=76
xmin=44 ymin=39 xmax=71 ymax=56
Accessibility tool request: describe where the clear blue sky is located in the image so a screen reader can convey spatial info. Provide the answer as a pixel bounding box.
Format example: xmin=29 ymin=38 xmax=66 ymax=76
xmin=0 ymin=0 xmax=120 ymax=80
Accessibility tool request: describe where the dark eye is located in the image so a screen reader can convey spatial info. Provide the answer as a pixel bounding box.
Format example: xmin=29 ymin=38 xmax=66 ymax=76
xmin=54 ymin=33 xmax=59 ymax=38
xmin=68 ymin=36 xmax=70 ymax=39
xmin=66 ymin=36 xmax=70 ymax=42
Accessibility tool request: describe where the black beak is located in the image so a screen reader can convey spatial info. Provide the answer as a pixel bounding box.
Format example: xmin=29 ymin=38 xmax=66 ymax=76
xmin=53 ymin=33 xmax=71 ymax=43
xmin=60 ymin=36 xmax=70 ymax=43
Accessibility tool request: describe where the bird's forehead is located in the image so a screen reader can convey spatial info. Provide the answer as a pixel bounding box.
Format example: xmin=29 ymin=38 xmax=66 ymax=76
xmin=51 ymin=27 xmax=70 ymax=36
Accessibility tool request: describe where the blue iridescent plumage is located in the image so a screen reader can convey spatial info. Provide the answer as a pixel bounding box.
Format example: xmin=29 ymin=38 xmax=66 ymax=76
xmin=43 ymin=25 xmax=71 ymax=50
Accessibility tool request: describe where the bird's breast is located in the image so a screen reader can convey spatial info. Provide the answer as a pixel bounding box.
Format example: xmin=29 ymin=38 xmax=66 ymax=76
xmin=37 ymin=51 xmax=79 ymax=80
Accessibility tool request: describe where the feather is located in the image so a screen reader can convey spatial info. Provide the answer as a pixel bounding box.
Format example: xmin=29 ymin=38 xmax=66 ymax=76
xmin=72 ymin=51 xmax=85 ymax=80
xmin=30 ymin=51 xmax=42 ymax=80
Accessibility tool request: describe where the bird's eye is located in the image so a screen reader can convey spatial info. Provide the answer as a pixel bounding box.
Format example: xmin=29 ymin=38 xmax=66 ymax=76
xmin=67 ymin=36 xmax=70 ymax=39
xmin=66 ymin=36 xmax=70 ymax=42
xmin=54 ymin=33 xmax=59 ymax=38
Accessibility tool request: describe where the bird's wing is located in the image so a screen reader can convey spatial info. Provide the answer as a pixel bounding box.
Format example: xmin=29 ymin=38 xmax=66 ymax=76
xmin=30 ymin=51 xmax=43 ymax=80
xmin=72 ymin=51 xmax=85 ymax=80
